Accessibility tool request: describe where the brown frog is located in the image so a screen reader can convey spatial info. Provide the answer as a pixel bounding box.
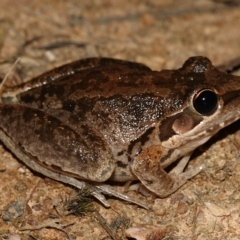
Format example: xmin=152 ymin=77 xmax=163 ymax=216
xmin=1 ymin=56 xmax=240 ymax=208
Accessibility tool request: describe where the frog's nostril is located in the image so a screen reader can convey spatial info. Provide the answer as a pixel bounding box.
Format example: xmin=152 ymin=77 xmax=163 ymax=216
xmin=193 ymin=89 xmax=218 ymax=116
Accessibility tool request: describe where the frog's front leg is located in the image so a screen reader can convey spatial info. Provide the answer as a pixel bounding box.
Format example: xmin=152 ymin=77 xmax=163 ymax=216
xmin=131 ymin=145 xmax=204 ymax=197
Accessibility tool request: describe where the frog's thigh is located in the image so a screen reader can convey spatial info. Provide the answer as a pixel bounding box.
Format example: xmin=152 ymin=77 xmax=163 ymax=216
xmin=131 ymin=146 xmax=203 ymax=197
xmin=0 ymin=104 xmax=115 ymax=182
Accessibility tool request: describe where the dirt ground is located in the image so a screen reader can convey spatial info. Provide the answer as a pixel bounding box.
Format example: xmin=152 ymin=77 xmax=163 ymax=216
xmin=0 ymin=0 xmax=240 ymax=239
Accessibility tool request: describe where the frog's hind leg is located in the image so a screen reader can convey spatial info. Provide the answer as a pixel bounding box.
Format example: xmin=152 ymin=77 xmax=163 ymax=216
xmin=131 ymin=146 xmax=204 ymax=198
xmin=0 ymin=104 xmax=149 ymax=209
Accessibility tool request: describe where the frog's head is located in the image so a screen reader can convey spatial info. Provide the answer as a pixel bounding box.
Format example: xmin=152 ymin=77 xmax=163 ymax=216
xmin=159 ymin=56 xmax=240 ymax=151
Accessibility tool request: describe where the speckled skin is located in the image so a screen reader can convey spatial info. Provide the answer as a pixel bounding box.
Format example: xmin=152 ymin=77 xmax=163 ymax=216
xmin=1 ymin=56 xmax=240 ymax=198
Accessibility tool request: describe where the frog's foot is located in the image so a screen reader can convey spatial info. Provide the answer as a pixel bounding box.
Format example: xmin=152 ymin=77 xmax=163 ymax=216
xmin=37 ymin=167 xmax=150 ymax=209
xmin=52 ymin=173 xmax=149 ymax=209
xmin=132 ymin=146 xmax=204 ymax=198
xmin=33 ymin=166 xmax=150 ymax=209
xmin=94 ymin=184 xmax=150 ymax=209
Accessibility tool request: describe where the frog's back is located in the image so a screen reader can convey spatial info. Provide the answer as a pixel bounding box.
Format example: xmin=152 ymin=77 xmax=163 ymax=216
xmin=17 ymin=64 xmax=186 ymax=143
xmin=16 ymin=57 xmax=229 ymax=144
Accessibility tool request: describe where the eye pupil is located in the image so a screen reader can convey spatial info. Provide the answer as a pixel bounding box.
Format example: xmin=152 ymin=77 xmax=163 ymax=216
xmin=193 ymin=90 xmax=218 ymax=115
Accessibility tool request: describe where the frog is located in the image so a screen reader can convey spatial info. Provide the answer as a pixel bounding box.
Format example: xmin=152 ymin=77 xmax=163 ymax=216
xmin=1 ymin=56 xmax=240 ymax=208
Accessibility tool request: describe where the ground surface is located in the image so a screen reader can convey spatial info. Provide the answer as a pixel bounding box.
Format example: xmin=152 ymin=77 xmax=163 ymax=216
xmin=0 ymin=0 xmax=240 ymax=239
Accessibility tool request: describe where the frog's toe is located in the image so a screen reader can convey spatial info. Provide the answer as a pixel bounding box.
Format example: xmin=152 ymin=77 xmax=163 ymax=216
xmin=168 ymin=163 xmax=205 ymax=194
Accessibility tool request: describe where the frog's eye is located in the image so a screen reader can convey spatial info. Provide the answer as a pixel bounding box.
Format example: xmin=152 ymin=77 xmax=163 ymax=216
xmin=193 ymin=89 xmax=218 ymax=116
